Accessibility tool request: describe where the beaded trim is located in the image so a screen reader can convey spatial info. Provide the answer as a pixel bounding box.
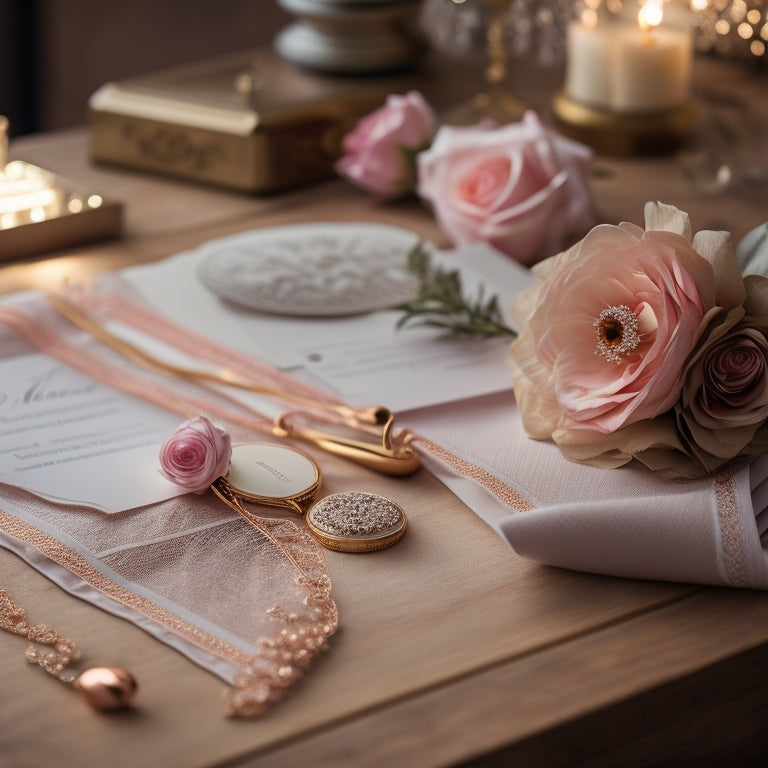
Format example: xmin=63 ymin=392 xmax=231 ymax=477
xmin=0 ymin=589 xmax=81 ymax=682
xmin=714 ymin=472 xmax=750 ymax=588
xmin=411 ymin=437 xmax=534 ymax=513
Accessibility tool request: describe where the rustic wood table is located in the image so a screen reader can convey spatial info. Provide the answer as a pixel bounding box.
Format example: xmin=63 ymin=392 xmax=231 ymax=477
xmin=1 ymin=55 xmax=767 ymax=767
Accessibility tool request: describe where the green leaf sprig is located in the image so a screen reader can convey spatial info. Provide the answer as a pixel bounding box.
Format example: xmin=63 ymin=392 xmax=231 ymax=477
xmin=392 ymin=243 xmax=518 ymax=338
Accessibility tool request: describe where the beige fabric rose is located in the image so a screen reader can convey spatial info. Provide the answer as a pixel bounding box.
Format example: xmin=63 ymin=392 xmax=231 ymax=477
xmin=676 ymin=275 xmax=768 ymax=473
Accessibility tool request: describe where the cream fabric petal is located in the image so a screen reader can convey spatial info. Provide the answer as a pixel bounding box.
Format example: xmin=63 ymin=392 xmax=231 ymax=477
xmin=644 ymin=200 xmax=693 ymax=240
xmin=693 ymin=229 xmax=745 ymax=307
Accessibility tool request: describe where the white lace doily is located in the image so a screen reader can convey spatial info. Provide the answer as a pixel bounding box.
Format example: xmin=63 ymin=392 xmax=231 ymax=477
xmin=196 ymin=223 xmax=422 ymax=317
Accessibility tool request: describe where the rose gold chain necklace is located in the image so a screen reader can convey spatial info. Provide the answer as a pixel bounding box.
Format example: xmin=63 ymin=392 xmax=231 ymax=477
xmin=0 ymin=588 xmax=137 ymax=711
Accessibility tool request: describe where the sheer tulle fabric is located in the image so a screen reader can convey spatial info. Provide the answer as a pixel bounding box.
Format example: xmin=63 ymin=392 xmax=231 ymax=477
xmin=0 ymin=290 xmax=338 ymax=717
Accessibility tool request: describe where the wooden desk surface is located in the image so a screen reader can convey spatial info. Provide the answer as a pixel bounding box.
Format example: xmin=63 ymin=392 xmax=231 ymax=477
xmin=1 ymin=56 xmax=768 ymax=767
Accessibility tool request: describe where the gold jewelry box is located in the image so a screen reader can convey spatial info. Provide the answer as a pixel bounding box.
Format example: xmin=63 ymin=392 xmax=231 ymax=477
xmin=89 ymin=49 xmax=416 ymax=193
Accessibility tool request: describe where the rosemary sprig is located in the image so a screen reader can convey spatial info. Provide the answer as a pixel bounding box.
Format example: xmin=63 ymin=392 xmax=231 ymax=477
xmin=392 ymin=243 xmax=517 ymax=338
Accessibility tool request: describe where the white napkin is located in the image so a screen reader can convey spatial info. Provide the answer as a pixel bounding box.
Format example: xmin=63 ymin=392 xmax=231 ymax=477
xmin=407 ymin=391 xmax=768 ymax=589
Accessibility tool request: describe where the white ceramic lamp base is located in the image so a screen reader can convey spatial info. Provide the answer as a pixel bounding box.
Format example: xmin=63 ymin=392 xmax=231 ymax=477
xmin=276 ymin=0 xmax=426 ymax=74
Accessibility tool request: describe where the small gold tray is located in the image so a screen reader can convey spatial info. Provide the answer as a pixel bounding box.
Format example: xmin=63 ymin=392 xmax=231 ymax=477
xmin=0 ymin=160 xmax=123 ymax=262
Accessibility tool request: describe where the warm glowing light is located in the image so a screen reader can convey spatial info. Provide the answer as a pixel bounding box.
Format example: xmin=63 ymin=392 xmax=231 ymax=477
xmin=690 ymin=0 xmax=709 ymax=10
xmin=0 ymin=157 xmax=63 ymax=227
xmin=715 ymin=18 xmax=731 ymax=34
xmin=581 ymin=8 xmax=599 ymax=28
xmin=747 ymin=9 xmax=761 ymax=24
xmin=638 ymin=0 xmax=664 ymax=32
xmin=751 ymin=39 xmax=766 ymax=55
xmin=730 ymin=0 xmax=747 ymax=22
xmin=87 ymin=194 xmax=103 ymax=209
xmin=0 ymin=182 xmax=58 ymax=215
xmin=738 ymin=21 xmax=754 ymax=38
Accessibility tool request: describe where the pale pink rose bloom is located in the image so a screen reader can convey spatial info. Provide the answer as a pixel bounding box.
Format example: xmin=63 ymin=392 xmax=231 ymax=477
xmin=335 ymin=91 xmax=437 ymax=198
xmin=159 ymin=416 xmax=232 ymax=494
xmin=416 ymin=111 xmax=596 ymax=265
xmin=509 ymin=203 xmax=731 ymax=467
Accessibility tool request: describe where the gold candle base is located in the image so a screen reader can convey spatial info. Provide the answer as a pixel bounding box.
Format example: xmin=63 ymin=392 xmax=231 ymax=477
xmin=552 ymin=91 xmax=697 ymax=156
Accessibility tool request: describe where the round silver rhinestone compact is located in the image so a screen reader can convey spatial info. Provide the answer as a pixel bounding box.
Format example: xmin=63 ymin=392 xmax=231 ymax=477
xmin=306 ymin=492 xmax=407 ymax=553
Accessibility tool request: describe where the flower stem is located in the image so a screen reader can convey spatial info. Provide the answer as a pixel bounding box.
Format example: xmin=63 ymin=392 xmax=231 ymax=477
xmin=391 ymin=243 xmax=517 ymax=338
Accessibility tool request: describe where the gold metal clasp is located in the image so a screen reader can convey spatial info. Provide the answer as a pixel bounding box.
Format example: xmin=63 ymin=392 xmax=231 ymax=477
xmin=273 ymin=411 xmax=420 ymax=477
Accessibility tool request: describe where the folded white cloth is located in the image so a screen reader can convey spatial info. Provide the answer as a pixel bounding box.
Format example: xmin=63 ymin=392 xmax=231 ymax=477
xmin=407 ymin=391 xmax=768 ymax=589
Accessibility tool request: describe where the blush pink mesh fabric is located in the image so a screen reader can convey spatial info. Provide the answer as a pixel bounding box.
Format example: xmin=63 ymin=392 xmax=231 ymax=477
xmin=0 ymin=289 xmax=338 ymax=717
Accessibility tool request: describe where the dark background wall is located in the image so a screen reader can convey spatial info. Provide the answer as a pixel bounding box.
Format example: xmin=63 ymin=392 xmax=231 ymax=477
xmin=1 ymin=0 xmax=292 ymax=136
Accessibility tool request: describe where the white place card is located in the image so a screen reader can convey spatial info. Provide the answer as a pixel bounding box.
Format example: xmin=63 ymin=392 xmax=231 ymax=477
xmin=0 ymin=352 xmax=184 ymax=512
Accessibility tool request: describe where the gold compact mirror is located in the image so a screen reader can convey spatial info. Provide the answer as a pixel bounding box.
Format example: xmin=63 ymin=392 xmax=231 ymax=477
xmin=223 ymin=442 xmax=321 ymax=513
xmin=211 ymin=443 xmax=407 ymax=553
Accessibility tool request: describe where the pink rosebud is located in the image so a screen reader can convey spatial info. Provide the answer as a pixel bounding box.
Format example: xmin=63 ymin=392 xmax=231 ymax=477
xmin=336 ymin=91 xmax=437 ymax=198
xmin=159 ymin=416 xmax=232 ymax=494
xmin=417 ymin=111 xmax=596 ymax=265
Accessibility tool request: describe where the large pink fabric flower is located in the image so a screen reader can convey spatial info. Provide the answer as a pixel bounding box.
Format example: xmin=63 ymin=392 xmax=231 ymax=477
xmin=159 ymin=416 xmax=232 ymax=494
xmin=416 ymin=111 xmax=596 ymax=265
xmin=509 ymin=202 xmax=736 ymax=468
xmin=335 ymin=91 xmax=437 ymax=198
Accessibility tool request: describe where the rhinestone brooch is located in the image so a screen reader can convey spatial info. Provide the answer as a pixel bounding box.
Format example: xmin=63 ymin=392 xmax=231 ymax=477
xmin=306 ymin=492 xmax=407 ymax=553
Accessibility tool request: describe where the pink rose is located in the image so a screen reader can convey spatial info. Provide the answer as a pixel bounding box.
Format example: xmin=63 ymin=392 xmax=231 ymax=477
xmin=416 ymin=111 xmax=596 ymax=265
xmin=336 ymin=91 xmax=437 ymax=198
xmin=159 ymin=416 xmax=232 ymax=494
xmin=509 ymin=202 xmax=734 ymax=468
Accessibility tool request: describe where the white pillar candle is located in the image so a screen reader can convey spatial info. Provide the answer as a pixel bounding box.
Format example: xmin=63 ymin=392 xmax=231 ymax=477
xmin=564 ymin=1 xmax=692 ymax=114
xmin=565 ymin=23 xmax=613 ymax=108
xmin=613 ymin=26 xmax=692 ymax=112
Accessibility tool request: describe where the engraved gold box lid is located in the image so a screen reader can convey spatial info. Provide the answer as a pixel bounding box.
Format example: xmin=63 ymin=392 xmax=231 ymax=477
xmin=89 ymin=49 xmax=418 ymax=193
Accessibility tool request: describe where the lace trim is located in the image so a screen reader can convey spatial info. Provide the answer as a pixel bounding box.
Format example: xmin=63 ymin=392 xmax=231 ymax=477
xmin=411 ymin=436 xmax=535 ymax=513
xmin=714 ymin=472 xmax=750 ymax=588
xmin=0 ymin=506 xmax=338 ymax=717
xmin=0 ymin=508 xmax=250 ymax=666
xmin=219 ymin=514 xmax=338 ymax=717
